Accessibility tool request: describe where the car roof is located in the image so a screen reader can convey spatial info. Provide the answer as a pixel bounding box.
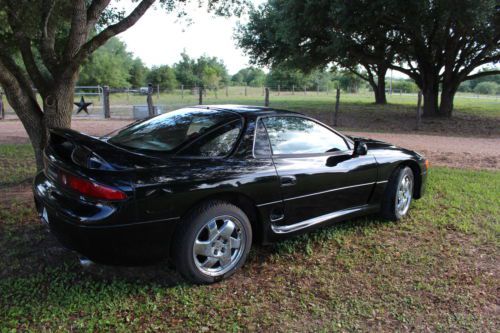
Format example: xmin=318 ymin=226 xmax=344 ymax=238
xmin=190 ymin=105 xmax=300 ymax=118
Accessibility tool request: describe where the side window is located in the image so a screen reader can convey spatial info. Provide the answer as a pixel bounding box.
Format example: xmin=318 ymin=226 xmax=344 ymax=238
xmin=254 ymin=119 xmax=272 ymax=157
xmin=180 ymin=120 xmax=242 ymax=157
xmin=262 ymin=116 xmax=348 ymax=155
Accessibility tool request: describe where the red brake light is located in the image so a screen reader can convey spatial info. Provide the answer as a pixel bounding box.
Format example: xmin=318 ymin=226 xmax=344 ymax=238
xmin=59 ymin=171 xmax=127 ymax=200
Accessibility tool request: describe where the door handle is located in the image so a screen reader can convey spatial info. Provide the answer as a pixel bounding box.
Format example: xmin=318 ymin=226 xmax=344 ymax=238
xmin=280 ymin=175 xmax=297 ymax=187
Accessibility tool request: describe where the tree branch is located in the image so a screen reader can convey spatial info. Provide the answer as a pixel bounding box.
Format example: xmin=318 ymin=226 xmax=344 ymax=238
xmin=73 ymin=0 xmax=155 ymax=68
xmin=87 ymin=0 xmax=112 ymax=29
xmin=39 ymin=0 xmax=59 ymax=75
xmin=464 ymin=70 xmax=500 ymax=81
xmin=65 ymin=0 xmax=89 ymax=59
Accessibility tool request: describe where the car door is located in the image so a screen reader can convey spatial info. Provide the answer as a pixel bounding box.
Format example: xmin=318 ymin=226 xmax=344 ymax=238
xmin=261 ymin=115 xmax=378 ymax=228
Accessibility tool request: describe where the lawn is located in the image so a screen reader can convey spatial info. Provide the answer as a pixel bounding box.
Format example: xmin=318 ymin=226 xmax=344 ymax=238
xmin=1 ymin=167 xmax=499 ymax=332
xmin=0 ymin=144 xmax=36 ymax=186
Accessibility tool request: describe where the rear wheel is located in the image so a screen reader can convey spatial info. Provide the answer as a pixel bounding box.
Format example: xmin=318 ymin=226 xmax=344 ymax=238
xmin=381 ymin=166 xmax=414 ymax=221
xmin=173 ymin=201 xmax=252 ymax=284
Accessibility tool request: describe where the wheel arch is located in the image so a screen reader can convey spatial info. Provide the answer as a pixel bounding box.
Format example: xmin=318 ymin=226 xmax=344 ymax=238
xmin=178 ymin=191 xmax=264 ymax=244
xmin=397 ymin=160 xmax=423 ymax=199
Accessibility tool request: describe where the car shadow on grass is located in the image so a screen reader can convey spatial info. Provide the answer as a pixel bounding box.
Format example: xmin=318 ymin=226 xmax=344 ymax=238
xmin=0 ymin=199 xmax=393 ymax=289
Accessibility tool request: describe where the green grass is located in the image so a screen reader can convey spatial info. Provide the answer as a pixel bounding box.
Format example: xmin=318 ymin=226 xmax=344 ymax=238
xmin=1 ymin=167 xmax=499 ymax=331
xmin=0 ymin=144 xmax=36 ymax=186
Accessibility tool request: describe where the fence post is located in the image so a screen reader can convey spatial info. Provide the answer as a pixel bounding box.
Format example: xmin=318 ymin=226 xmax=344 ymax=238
xmin=278 ymin=84 xmax=280 ymax=96
xmin=103 ymin=86 xmax=110 ymax=119
xmin=245 ymin=84 xmax=247 ymax=97
xmin=292 ymin=85 xmax=295 ymax=95
xmin=416 ymin=90 xmax=423 ymax=130
xmin=333 ymin=88 xmax=340 ymax=126
xmin=0 ymin=91 xmax=4 ymax=120
xmin=317 ymin=83 xmax=320 ymax=95
xmin=226 ymin=85 xmax=228 ymax=97
xmin=181 ymin=84 xmax=184 ymax=99
xmin=147 ymin=83 xmax=155 ymax=117
xmin=157 ymin=84 xmax=160 ymax=99
xmin=304 ymin=86 xmax=307 ymax=95
xmin=264 ymin=87 xmax=270 ymax=107
xmin=199 ymin=86 xmax=203 ymax=105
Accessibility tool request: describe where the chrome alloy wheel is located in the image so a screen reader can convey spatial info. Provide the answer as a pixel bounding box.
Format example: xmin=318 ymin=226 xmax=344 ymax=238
xmin=192 ymin=215 xmax=246 ymax=277
xmin=396 ymin=174 xmax=413 ymax=216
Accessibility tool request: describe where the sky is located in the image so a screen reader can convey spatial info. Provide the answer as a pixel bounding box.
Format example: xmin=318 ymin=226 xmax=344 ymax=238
xmin=117 ymin=0 xmax=265 ymax=75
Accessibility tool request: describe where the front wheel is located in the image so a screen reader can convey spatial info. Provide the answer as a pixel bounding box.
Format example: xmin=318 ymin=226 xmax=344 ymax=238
xmin=381 ymin=166 xmax=415 ymax=221
xmin=173 ymin=201 xmax=252 ymax=284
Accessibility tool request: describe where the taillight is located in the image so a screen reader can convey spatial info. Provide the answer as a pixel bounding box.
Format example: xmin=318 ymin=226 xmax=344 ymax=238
xmin=59 ymin=171 xmax=127 ymax=200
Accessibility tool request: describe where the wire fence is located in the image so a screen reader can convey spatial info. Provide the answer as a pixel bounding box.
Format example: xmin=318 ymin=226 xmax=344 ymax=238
xmin=1 ymin=85 xmax=499 ymax=120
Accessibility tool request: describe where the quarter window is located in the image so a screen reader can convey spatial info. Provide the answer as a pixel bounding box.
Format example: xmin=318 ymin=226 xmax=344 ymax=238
xmin=254 ymin=119 xmax=272 ymax=157
xmin=262 ymin=116 xmax=348 ymax=155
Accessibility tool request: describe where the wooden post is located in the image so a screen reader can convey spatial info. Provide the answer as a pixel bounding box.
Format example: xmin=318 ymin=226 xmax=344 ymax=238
xmin=317 ymin=83 xmax=320 ymax=95
xmin=304 ymin=86 xmax=307 ymax=95
xmin=147 ymin=83 xmax=155 ymax=117
xmin=333 ymin=88 xmax=340 ymax=126
xmin=181 ymin=85 xmax=184 ymax=99
xmin=245 ymin=84 xmax=247 ymax=96
xmin=226 ymin=85 xmax=228 ymax=97
xmin=103 ymin=86 xmax=110 ymax=119
xmin=264 ymin=87 xmax=270 ymax=107
xmin=416 ymin=90 xmax=423 ymax=130
xmin=292 ymin=85 xmax=295 ymax=95
xmin=157 ymin=84 xmax=160 ymax=99
xmin=0 ymin=92 xmax=4 ymax=120
xmin=126 ymin=88 xmax=130 ymax=101
xmin=199 ymin=86 xmax=203 ymax=105
xmin=278 ymin=84 xmax=280 ymax=96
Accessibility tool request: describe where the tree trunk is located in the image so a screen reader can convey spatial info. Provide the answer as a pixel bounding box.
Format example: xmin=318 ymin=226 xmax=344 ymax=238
xmin=11 ymin=74 xmax=77 ymax=171
xmin=439 ymin=79 xmax=459 ymax=117
xmin=375 ymin=68 xmax=387 ymax=104
xmin=421 ymin=77 xmax=440 ymax=117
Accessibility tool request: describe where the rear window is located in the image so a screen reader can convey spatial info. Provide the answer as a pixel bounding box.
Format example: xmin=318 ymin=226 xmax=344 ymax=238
xmin=109 ymin=108 xmax=241 ymax=153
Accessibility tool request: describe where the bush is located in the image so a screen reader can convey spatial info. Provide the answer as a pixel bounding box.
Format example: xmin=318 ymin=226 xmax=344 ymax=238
xmin=473 ymin=81 xmax=499 ymax=95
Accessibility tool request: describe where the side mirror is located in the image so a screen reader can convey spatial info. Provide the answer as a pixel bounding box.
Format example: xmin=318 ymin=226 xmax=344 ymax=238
xmin=353 ymin=139 xmax=368 ymax=156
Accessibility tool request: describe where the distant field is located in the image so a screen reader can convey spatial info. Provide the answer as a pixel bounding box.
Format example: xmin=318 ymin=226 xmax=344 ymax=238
xmin=3 ymin=87 xmax=499 ymax=119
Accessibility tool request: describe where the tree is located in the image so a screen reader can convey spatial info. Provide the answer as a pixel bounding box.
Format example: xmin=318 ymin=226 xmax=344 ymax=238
xmin=386 ymin=0 xmax=499 ymax=116
xmin=174 ymin=53 xmax=229 ymax=89
xmin=0 ymin=0 xmax=246 ymax=170
xmin=147 ymin=65 xmax=177 ymax=90
xmin=236 ymin=0 xmax=398 ymax=104
xmin=129 ymin=58 xmax=149 ymax=88
xmin=237 ymin=0 xmax=500 ymax=116
xmin=474 ymin=82 xmax=499 ymax=95
xmin=79 ymin=37 xmax=134 ymax=87
xmin=231 ymin=67 xmax=266 ymax=86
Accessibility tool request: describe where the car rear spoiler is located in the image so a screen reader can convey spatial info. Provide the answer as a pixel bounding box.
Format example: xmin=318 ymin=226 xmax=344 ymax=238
xmin=48 ymin=128 xmax=165 ymax=171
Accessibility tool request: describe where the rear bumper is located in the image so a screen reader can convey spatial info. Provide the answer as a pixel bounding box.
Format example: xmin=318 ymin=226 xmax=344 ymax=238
xmin=33 ymin=171 xmax=179 ymax=265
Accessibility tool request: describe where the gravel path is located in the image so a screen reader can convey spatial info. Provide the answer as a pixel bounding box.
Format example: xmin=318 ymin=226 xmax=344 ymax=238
xmin=1 ymin=119 xmax=498 ymax=170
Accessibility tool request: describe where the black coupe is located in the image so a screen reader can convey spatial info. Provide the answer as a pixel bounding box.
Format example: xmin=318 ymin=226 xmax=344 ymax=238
xmin=34 ymin=105 xmax=428 ymax=283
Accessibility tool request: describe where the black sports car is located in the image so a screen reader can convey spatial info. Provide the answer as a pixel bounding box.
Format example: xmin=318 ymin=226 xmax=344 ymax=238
xmin=34 ymin=105 xmax=428 ymax=283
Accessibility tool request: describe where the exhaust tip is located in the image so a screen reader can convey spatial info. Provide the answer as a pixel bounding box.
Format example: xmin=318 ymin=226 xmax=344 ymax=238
xmin=79 ymin=257 xmax=94 ymax=268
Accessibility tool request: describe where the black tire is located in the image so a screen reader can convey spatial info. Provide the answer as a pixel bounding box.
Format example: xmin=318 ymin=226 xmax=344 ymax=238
xmin=172 ymin=200 xmax=252 ymax=284
xmin=380 ymin=166 xmax=415 ymax=221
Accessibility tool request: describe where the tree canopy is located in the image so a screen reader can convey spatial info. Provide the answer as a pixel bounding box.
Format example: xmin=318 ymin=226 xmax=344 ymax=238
xmin=237 ymin=0 xmax=500 ymax=116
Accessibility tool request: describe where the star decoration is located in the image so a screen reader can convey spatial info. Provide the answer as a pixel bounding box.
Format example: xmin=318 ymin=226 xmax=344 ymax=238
xmin=74 ymin=96 xmax=92 ymax=114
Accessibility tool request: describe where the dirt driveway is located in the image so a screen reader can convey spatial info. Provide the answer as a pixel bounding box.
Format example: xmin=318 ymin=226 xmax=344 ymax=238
xmin=1 ymin=119 xmax=499 ymax=170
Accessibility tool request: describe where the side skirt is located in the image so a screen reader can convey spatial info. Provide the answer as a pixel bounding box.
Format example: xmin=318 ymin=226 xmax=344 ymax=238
xmin=270 ymin=204 xmax=379 ymax=234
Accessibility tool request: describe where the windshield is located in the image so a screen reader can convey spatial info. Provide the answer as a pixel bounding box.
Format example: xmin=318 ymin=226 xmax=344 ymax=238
xmin=109 ymin=108 xmax=241 ymax=152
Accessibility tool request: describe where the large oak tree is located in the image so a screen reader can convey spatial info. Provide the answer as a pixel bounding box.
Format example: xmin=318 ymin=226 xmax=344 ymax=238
xmin=0 ymin=0 xmax=245 ymax=169
xmin=237 ymin=0 xmax=500 ymax=116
